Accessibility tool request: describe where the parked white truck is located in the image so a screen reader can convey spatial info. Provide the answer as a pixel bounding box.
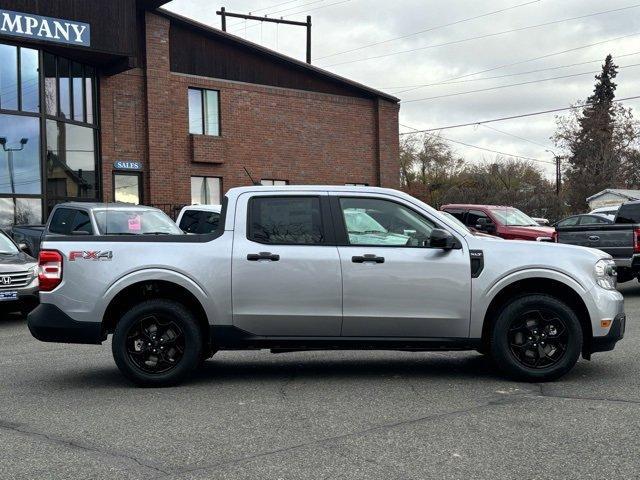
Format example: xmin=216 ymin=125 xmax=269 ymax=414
xmin=28 ymin=186 xmax=625 ymax=386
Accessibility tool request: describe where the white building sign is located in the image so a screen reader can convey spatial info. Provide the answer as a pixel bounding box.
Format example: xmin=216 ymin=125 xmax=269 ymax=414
xmin=0 ymin=9 xmax=90 ymax=47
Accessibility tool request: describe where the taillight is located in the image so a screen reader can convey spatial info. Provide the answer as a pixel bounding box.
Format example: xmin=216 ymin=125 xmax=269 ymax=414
xmin=38 ymin=250 xmax=63 ymax=292
xmin=634 ymin=227 xmax=640 ymax=254
xmin=552 ymin=230 xmax=558 ymax=243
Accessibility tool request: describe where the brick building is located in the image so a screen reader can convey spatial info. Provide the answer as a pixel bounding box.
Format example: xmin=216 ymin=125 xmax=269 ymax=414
xmin=0 ymin=0 xmax=399 ymax=226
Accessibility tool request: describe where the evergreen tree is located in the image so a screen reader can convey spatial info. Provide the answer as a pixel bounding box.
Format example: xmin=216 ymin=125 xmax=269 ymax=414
xmin=559 ymin=55 xmax=620 ymax=211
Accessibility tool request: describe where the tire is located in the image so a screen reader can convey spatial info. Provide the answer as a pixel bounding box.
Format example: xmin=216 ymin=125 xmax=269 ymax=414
xmin=112 ymin=299 xmax=202 ymax=387
xmin=490 ymin=294 xmax=583 ymax=382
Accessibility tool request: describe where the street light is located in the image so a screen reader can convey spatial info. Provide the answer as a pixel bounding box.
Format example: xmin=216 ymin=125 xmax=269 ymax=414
xmin=0 ymin=137 xmax=28 ymax=195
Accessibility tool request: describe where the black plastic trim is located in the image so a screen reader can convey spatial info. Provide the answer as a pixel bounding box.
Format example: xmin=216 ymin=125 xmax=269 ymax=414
xmin=590 ymin=313 xmax=626 ymax=354
xmin=211 ymin=325 xmax=481 ymax=351
xmin=27 ymin=303 xmax=105 ymax=345
xmin=470 ymin=250 xmax=484 ymax=278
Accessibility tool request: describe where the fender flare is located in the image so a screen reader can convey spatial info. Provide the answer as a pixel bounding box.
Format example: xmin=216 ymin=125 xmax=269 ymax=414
xmin=471 ymin=268 xmax=594 ymax=338
xmin=97 ymin=268 xmax=210 ymax=324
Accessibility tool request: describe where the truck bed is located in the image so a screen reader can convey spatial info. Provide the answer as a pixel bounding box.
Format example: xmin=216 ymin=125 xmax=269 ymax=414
xmin=556 ymin=223 xmax=635 ymax=259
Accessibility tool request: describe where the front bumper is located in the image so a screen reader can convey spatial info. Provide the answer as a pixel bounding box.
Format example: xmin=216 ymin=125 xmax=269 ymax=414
xmin=0 ymin=285 xmax=39 ymax=310
xmin=27 ymin=303 xmax=104 ymax=345
xmin=590 ymin=313 xmax=626 ymax=353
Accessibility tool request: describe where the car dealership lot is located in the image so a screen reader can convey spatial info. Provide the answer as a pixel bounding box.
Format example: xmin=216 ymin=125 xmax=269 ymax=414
xmin=1 ymin=284 xmax=638 ymax=480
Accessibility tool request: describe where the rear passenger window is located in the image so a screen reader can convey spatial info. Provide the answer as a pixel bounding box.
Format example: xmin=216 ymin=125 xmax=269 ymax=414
xmin=248 ymin=197 xmax=324 ymax=245
xmin=179 ymin=210 xmax=220 ymax=234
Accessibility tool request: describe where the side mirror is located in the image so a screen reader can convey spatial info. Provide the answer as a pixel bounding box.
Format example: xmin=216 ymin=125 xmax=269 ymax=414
xmin=18 ymin=243 xmax=28 ymax=252
xmin=428 ymin=228 xmax=457 ymax=250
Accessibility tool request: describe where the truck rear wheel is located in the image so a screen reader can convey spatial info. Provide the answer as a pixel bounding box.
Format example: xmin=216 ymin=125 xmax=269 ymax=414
xmin=112 ymin=299 xmax=202 ymax=387
xmin=490 ymin=294 xmax=582 ymax=382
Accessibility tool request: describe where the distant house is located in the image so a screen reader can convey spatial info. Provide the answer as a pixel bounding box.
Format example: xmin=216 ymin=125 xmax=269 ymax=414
xmin=587 ymin=189 xmax=640 ymax=210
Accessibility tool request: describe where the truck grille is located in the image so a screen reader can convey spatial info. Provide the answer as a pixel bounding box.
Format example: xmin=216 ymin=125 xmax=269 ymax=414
xmin=0 ymin=271 xmax=32 ymax=289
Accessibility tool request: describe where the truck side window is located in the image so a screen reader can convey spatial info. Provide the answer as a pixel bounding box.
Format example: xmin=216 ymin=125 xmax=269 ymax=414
xmin=49 ymin=209 xmax=93 ymax=235
xmin=466 ymin=210 xmax=490 ymax=228
xmin=180 ymin=210 xmax=220 ymax=234
xmin=445 ymin=208 xmax=465 ymax=222
xmin=248 ymin=197 xmax=324 ymax=245
xmin=71 ymin=211 xmax=93 ymax=234
xmin=615 ymin=203 xmax=640 ymax=224
xmin=339 ymin=197 xmax=435 ymax=247
xmin=49 ymin=208 xmax=77 ymax=235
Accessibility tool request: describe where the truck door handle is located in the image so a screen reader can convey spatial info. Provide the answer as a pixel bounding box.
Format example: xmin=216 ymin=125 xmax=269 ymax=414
xmin=352 ymin=254 xmax=385 ymax=264
xmin=247 ymin=252 xmax=280 ymax=262
xmin=588 ymin=235 xmax=600 ymax=242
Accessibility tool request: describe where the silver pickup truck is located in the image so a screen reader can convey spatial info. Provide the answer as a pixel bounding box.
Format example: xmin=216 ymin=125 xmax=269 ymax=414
xmin=28 ymin=186 xmax=625 ymax=386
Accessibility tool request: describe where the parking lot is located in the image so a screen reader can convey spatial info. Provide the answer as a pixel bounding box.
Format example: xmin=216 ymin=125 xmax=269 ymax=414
xmin=0 ymin=283 xmax=637 ymax=480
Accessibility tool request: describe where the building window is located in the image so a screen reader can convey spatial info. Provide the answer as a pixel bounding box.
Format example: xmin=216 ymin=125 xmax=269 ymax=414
xmin=114 ymin=173 xmax=142 ymax=205
xmin=191 ymin=176 xmax=221 ymax=205
xmin=188 ymin=88 xmax=220 ymax=136
xmin=46 ymin=120 xmax=98 ymax=199
xmin=345 ymin=183 xmax=369 ymax=186
xmin=261 ymin=179 xmax=289 ymax=186
xmin=0 ymin=41 xmax=99 ymax=228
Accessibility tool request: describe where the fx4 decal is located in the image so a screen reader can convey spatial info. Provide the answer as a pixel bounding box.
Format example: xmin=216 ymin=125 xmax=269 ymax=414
xmin=69 ymin=251 xmax=113 ymax=262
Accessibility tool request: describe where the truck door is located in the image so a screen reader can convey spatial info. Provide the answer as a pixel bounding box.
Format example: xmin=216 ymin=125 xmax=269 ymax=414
xmin=232 ymin=192 xmax=342 ymax=336
xmin=332 ymin=193 xmax=471 ymax=338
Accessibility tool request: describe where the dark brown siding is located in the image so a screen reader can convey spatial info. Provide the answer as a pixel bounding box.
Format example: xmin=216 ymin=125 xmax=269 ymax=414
xmin=169 ymin=20 xmax=381 ymax=99
xmin=0 ymin=0 xmax=139 ymax=60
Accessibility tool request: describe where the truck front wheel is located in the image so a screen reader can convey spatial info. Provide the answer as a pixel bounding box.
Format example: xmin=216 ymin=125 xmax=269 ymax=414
xmin=112 ymin=299 xmax=202 ymax=387
xmin=490 ymin=294 xmax=583 ymax=382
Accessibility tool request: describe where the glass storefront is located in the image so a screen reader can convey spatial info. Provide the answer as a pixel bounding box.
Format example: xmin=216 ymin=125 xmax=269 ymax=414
xmin=0 ymin=42 xmax=99 ymax=228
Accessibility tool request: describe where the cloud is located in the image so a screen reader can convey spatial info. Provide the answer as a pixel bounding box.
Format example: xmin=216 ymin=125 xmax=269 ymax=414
xmin=164 ymin=0 xmax=640 ymax=177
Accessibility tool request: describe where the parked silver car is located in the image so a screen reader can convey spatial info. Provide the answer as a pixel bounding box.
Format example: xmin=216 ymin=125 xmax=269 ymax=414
xmin=27 ymin=186 xmax=624 ymax=386
xmin=0 ymin=231 xmax=38 ymax=316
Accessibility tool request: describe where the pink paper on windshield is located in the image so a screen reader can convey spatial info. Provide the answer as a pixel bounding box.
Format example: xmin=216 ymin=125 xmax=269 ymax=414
xmin=128 ymin=215 xmax=142 ymax=232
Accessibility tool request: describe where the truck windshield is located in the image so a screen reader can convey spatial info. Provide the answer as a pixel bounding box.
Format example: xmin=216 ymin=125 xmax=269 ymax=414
xmin=0 ymin=234 xmax=18 ymax=254
xmin=93 ymin=210 xmax=183 ymax=235
xmin=489 ymin=207 xmax=538 ymax=226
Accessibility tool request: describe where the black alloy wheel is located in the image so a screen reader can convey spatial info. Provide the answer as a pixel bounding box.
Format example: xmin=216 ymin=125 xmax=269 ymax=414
xmin=112 ymin=299 xmax=202 ymax=387
xmin=490 ymin=294 xmax=582 ymax=382
xmin=126 ymin=314 xmax=186 ymax=374
xmin=508 ymin=309 xmax=568 ymax=369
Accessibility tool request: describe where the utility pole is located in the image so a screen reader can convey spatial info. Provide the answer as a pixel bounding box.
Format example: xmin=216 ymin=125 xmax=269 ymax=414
xmin=216 ymin=7 xmax=313 ymax=64
xmin=546 ymin=149 xmax=562 ymax=195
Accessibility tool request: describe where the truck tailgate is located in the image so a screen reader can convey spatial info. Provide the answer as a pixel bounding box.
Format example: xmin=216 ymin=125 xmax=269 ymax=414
xmin=556 ymin=224 xmax=634 ymax=259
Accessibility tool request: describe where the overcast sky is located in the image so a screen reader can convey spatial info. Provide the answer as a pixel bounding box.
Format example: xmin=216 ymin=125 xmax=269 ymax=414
xmin=165 ymin=0 xmax=640 ymax=177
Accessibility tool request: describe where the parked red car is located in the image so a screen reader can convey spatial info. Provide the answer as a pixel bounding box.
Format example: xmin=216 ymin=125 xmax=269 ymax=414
xmin=441 ymin=204 xmax=556 ymax=241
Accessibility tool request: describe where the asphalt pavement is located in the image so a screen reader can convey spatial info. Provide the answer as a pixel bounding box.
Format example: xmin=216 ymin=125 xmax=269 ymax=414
xmin=1 ymin=283 xmax=639 ymax=479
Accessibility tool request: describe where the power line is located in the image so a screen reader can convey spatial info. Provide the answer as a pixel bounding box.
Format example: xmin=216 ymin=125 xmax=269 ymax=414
xmin=394 ymin=32 xmax=640 ymax=94
xmin=398 ymin=94 xmax=640 ymax=134
xmin=316 ymin=0 xmax=541 ymax=60
xmin=400 ymin=123 xmax=553 ymax=164
xmin=401 ymin=62 xmax=640 ymax=103
xmin=321 ymin=4 xmax=640 ymax=67
xmin=383 ymin=50 xmax=640 ymax=91
xmin=229 ymin=0 xmax=326 ymax=33
xmin=226 ymin=0 xmax=305 ymax=28
xmin=478 ymin=124 xmax=553 ymax=150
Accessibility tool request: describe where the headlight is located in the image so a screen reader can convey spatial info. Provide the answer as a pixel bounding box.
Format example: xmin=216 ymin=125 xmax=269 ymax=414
xmin=594 ymin=259 xmax=617 ymax=290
